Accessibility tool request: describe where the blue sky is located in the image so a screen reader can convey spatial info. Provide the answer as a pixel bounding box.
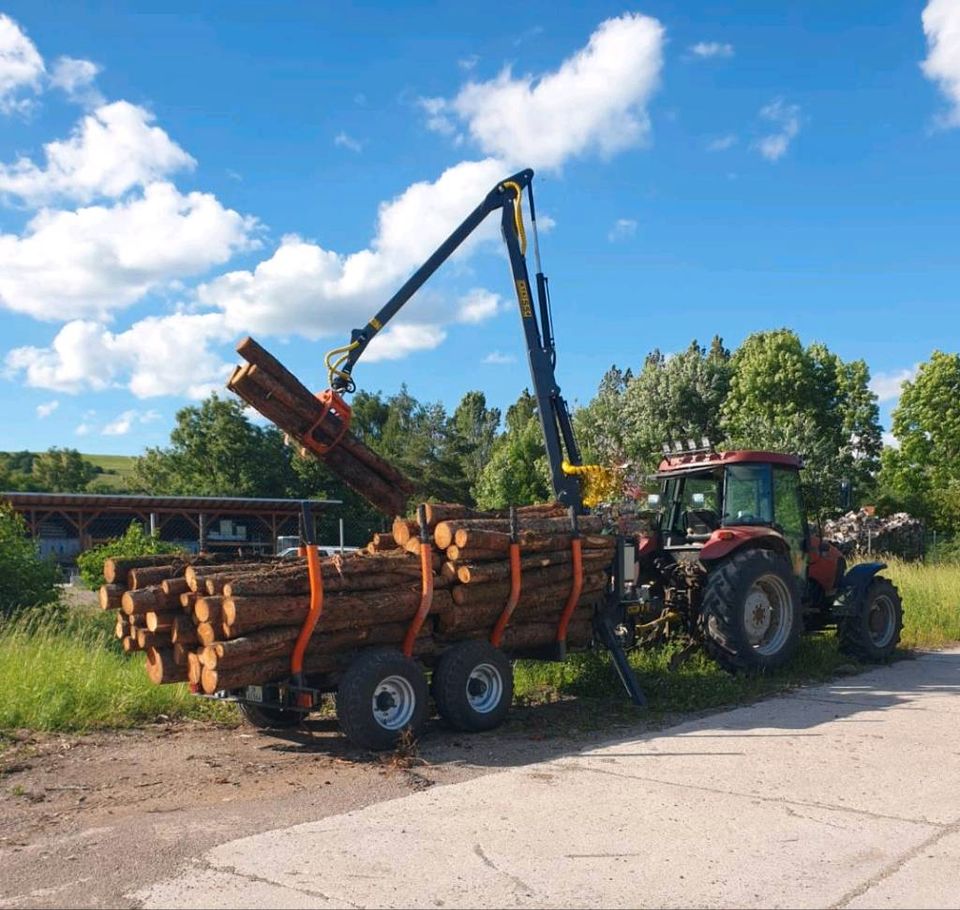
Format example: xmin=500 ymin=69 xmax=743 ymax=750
xmin=0 ymin=1 xmax=957 ymax=455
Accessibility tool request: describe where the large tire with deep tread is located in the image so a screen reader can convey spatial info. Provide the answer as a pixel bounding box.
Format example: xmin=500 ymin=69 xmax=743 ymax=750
xmin=432 ymin=641 xmax=513 ymax=733
xmin=336 ymin=650 xmax=429 ymax=751
xmin=237 ymin=700 xmax=304 ymax=730
xmin=701 ymin=548 xmax=803 ymax=673
xmin=838 ymin=576 xmax=903 ymax=661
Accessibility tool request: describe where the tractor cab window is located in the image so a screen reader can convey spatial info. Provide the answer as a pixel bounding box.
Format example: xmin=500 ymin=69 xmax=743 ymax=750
xmin=723 ymin=464 xmax=773 ymax=526
xmin=662 ymin=472 xmax=722 ymax=541
xmin=773 ymin=466 xmax=807 ymax=578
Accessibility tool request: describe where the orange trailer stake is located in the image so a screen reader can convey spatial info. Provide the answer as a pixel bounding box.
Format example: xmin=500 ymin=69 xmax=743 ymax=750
xmin=555 ymin=537 xmax=583 ymax=643
xmin=490 ymin=542 xmax=522 ymax=647
xmin=402 ymin=540 xmax=434 ymax=656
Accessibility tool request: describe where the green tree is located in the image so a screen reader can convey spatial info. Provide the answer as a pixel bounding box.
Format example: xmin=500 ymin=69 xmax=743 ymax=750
xmin=0 ymin=503 xmax=59 ymax=618
xmin=452 ymin=391 xmax=501 ymax=498
xmin=76 ymin=522 xmax=180 ymax=590
xmin=475 ymin=390 xmax=552 ymax=508
xmin=721 ymin=329 xmax=881 ymax=514
xmin=31 ymin=448 xmax=98 ymax=492
xmin=574 ymin=337 xmax=731 ymax=473
xmin=132 ymin=394 xmax=295 ymax=497
xmin=879 ymin=351 xmax=960 ymax=532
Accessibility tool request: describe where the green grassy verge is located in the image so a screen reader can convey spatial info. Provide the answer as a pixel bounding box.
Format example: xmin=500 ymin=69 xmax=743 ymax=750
xmin=0 ymin=611 xmax=236 ymax=733
xmin=0 ymin=559 xmax=955 ymax=736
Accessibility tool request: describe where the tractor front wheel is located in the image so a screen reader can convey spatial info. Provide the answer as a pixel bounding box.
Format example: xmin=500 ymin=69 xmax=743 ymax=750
xmin=701 ymin=548 xmax=803 ymax=673
xmin=838 ymin=577 xmax=903 ymax=661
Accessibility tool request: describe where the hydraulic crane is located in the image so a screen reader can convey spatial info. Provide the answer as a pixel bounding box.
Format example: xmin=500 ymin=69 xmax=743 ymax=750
xmin=322 ymin=169 xmax=587 ymax=512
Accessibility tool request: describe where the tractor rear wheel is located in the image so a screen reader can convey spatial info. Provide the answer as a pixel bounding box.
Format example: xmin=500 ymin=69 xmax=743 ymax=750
xmin=701 ymin=548 xmax=803 ymax=673
xmin=838 ymin=577 xmax=903 ymax=661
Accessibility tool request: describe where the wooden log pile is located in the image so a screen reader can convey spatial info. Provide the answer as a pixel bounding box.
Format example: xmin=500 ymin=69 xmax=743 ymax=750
xmin=824 ymin=509 xmax=925 ymax=561
xmin=226 ymin=336 xmax=415 ymax=516
xmin=102 ymin=502 xmax=616 ymax=696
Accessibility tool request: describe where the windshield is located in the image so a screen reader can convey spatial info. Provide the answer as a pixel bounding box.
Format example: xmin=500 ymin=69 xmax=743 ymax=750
xmin=723 ymin=463 xmax=773 ymax=526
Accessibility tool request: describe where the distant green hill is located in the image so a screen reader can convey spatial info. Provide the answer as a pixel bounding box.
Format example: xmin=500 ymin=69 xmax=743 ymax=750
xmin=81 ymin=453 xmax=138 ymax=492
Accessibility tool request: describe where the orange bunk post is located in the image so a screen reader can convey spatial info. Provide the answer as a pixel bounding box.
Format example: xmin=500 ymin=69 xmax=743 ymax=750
xmin=490 ymin=506 xmax=522 ymax=648
xmin=402 ymin=504 xmax=434 ymax=657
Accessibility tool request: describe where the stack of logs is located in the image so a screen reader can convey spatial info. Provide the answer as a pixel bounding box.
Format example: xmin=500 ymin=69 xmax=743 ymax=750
xmin=824 ymin=509 xmax=925 ymax=561
xmin=100 ymin=502 xmax=616 ymax=696
xmin=227 ymin=336 xmax=414 ymax=516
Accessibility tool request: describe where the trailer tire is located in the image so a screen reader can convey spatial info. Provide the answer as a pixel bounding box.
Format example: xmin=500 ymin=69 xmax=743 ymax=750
xmin=432 ymin=641 xmax=513 ymax=733
xmin=237 ymin=700 xmax=304 ymax=730
xmin=838 ymin=577 xmax=903 ymax=662
xmin=702 ymin=548 xmax=802 ymax=673
xmin=336 ymin=650 xmax=429 ymax=751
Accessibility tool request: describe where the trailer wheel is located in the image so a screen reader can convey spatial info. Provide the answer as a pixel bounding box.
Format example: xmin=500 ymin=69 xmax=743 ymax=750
xmin=838 ymin=577 xmax=903 ymax=661
xmin=432 ymin=641 xmax=513 ymax=733
xmin=336 ymin=650 xmax=429 ymax=751
xmin=237 ymin=701 xmax=304 ymax=730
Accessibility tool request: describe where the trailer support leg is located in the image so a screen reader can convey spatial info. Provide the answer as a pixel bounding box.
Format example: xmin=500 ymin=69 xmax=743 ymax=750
xmin=594 ymin=612 xmax=647 ymax=707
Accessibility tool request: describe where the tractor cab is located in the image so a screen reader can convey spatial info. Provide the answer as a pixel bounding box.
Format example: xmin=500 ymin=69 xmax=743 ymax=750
xmin=651 ymin=450 xmax=808 ymax=579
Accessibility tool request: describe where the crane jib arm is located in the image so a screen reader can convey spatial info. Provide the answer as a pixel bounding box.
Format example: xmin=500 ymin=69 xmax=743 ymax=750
xmin=325 ymin=169 xmax=584 ymax=512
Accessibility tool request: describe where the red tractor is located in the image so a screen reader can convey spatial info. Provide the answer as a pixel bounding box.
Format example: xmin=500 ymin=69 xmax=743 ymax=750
xmin=629 ymin=448 xmax=903 ymax=673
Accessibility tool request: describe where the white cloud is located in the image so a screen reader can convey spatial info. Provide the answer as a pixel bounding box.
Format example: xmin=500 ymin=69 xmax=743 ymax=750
xmin=35 ymin=399 xmax=59 ymax=418
xmin=922 ymin=0 xmax=960 ymax=126
xmin=707 ymin=133 xmax=737 ymax=152
xmin=608 ymin=218 xmax=637 ymax=242
xmin=456 ymin=288 xmax=504 ymax=323
xmin=689 ymin=41 xmax=734 ymax=59
xmin=458 ymin=54 xmax=480 ymax=72
xmin=755 ymin=99 xmax=801 ymax=161
xmin=102 ymin=407 xmax=161 ymax=436
xmin=365 ymin=323 xmax=447 ymax=361
xmin=49 ymin=56 xmax=102 ymax=105
xmin=870 ymin=365 xmax=919 ymax=403
xmin=0 ymin=101 xmax=195 ymax=204
xmin=0 ymin=182 xmax=257 ymax=321
xmin=6 ymin=312 xmax=233 ymax=399
xmin=75 ymin=422 xmax=92 ymax=437
xmin=419 ymin=96 xmax=458 ymax=136
xmin=0 ymin=14 xmax=44 ymax=115
xmin=333 ymin=131 xmax=363 ymax=153
xmin=881 ymin=431 xmax=901 ymax=450
xmin=199 ymin=157 xmax=506 ymax=339
xmin=427 ymin=13 xmax=664 ymax=170
xmin=483 ymin=351 xmax=517 ymax=365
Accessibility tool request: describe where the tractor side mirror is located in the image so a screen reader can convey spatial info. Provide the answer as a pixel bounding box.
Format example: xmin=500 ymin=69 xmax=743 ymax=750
xmin=646 ymin=493 xmax=661 ymax=509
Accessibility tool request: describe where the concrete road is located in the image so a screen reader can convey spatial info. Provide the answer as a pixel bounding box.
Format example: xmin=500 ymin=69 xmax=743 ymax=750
xmin=137 ymin=650 xmax=960 ymax=909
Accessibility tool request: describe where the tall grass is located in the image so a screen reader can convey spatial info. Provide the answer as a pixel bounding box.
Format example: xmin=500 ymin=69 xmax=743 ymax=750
xmin=0 ymin=611 xmax=234 ymax=733
xmin=883 ymin=558 xmax=960 ymax=648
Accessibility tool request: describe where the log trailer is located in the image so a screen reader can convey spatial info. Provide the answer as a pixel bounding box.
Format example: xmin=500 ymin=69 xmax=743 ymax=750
xmin=222 ymin=169 xmax=903 ymax=749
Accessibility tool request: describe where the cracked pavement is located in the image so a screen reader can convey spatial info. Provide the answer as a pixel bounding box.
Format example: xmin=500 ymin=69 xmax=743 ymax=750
xmin=134 ymin=649 xmax=960 ymax=909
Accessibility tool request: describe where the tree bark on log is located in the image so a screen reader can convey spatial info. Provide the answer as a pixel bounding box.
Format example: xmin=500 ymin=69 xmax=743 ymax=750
xmin=221 ymin=589 xmax=453 ymax=638
xmin=434 ymin=515 xmax=603 ymax=549
xmin=136 ymin=629 xmax=168 ymax=650
xmin=145 ymin=611 xmax=179 ymax=632
xmin=222 ymin=570 xmax=415 ymax=598
xmin=228 ymin=350 xmax=411 ymax=516
xmin=451 ymin=568 xmax=608 ymax=606
xmin=170 ymin=616 xmax=199 ymax=645
xmin=202 ymin=625 xmax=374 ymax=671
xmin=451 ymin=529 xmax=614 ymax=554
xmin=456 ymin=549 xmax=613 ymax=585
xmin=161 ymin=577 xmax=190 ymax=598
xmin=201 ymin=652 xmax=340 ymax=694
xmin=99 ymin=584 xmax=124 ymax=611
xmin=193 ymin=596 xmax=225 ymax=625
xmin=437 ymin=590 xmax=603 ymax=635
